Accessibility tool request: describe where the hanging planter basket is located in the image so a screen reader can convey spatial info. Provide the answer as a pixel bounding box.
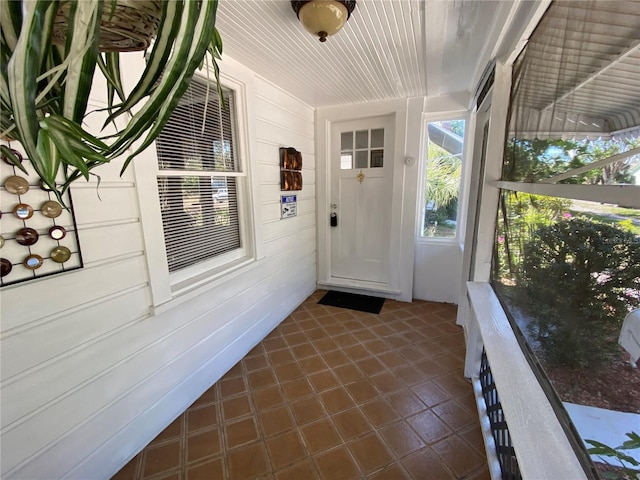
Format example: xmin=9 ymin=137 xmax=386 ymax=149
xmin=51 ymin=0 xmax=162 ymax=52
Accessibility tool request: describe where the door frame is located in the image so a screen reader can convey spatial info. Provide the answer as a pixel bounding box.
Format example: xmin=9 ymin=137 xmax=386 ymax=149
xmin=316 ymin=98 xmax=422 ymax=301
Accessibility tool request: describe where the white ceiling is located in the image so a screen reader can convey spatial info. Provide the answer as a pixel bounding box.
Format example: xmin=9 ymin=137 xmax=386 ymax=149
xmin=215 ymin=0 xmax=518 ymax=108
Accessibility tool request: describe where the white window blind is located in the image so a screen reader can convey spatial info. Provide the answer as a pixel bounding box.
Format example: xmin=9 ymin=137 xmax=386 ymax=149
xmin=155 ymin=80 xmax=242 ymax=273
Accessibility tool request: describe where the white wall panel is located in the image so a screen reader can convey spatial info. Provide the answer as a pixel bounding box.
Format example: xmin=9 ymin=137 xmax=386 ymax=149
xmin=0 ymin=57 xmax=316 ymax=480
xmin=413 ymin=242 xmax=463 ymax=304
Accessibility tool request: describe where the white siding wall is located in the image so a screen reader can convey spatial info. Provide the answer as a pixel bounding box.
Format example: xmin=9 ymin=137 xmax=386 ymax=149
xmin=0 ymin=56 xmax=316 ymax=480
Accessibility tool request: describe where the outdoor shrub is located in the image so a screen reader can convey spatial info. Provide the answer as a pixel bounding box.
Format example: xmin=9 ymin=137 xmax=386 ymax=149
xmin=521 ymin=218 xmax=640 ymax=368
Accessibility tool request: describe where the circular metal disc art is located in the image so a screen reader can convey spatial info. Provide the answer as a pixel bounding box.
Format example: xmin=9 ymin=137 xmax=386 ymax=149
xmin=0 ymin=258 xmax=12 ymax=277
xmin=41 ymin=200 xmax=63 ymax=218
xmin=5 ymin=176 xmax=30 ymax=195
xmin=50 ymin=246 xmax=71 ymax=263
xmin=13 ymin=203 xmax=34 ymax=220
xmin=49 ymin=225 xmax=67 ymax=240
xmin=16 ymin=227 xmax=39 ymax=246
xmin=23 ymin=254 xmax=44 ymax=270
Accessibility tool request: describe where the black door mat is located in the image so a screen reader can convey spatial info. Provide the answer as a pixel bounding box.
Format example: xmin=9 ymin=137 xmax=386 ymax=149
xmin=318 ymin=290 xmax=385 ymax=314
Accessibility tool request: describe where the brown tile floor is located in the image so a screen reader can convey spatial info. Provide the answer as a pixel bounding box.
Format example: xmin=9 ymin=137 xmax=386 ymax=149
xmin=112 ymin=291 xmax=490 ymax=480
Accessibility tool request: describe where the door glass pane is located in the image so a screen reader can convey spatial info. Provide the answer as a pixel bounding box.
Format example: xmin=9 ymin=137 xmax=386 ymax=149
xmin=341 ymin=153 xmax=353 ymax=170
xmin=341 ymin=131 xmax=353 ymax=150
xmin=355 ymin=151 xmax=368 ymax=169
xmin=371 ymin=129 xmax=384 ymax=148
xmin=371 ymin=150 xmax=384 ymax=168
xmin=356 ymin=130 xmax=369 ymax=149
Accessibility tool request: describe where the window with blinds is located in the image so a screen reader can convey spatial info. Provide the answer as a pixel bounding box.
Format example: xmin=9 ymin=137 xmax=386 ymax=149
xmin=155 ymin=80 xmax=242 ymax=273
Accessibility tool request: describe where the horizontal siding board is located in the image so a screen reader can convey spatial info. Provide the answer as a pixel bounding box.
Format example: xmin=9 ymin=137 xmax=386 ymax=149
xmin=254 ymin=80 xmax=314 ymax=121
xmin=0 ymin=256 xmax=148 ymax=331
xmin=254 ymin=98 xmax=314 ymax=137
xmin=1 ymin=287 xmax=151 ymax=380
xmin=255 ymin=120 xmax=315 ymax=153
xmin=75 ymin=222 xmax=145 ymax=264
xmin=71 ymin=186 xmax=140 ymax=225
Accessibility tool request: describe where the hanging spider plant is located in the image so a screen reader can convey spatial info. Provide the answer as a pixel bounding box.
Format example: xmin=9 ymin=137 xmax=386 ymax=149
xmin=0 ymin=0 xmax=223 ymax=201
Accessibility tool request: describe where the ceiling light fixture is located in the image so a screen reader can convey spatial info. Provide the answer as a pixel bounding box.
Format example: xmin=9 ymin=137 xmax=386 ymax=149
xmin=291 ymin=0 xmax=356 ymax=43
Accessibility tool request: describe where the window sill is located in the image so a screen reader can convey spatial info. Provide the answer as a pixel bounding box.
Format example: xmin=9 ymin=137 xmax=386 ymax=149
xmin=151 ymin=255 xmax=264 ymax=316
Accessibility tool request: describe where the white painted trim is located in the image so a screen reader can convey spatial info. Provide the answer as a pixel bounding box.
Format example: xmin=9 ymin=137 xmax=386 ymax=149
xmin=131 ymin=55 xmax=263 ymax=309
xmin=317 ymin=281 xmax=401 ymax=298
xmin=316 ymin=98 xmax=413 ymax=301
xmin=466 ymin=282 xmax=588 ymax=480
xmin=494 ymin=181 xmax=640 ymax=209
xmin=471 ymin=61 xmax=512 ymax=282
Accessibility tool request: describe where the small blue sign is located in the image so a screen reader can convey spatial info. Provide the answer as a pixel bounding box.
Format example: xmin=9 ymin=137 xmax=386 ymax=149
xmin=281 ymin=195 xmax=297 ymax=219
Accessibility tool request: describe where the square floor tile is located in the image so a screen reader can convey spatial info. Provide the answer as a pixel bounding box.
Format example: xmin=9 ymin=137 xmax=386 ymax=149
xmin=407 ymin=410 xmax=452 ymax=445
xmin=300 ymin=418 xmax=342 ymax=454
xmin=347 ymin=433 xmax=394 ymax=475
xmin=225 ymin=417 xmax=259 ymax=450
xmin=186 ymin=428 xmax=221 ymax=463
xmin=320 ymin=387 xmax=355 ymax=415
xmin=276 ymin=460 xmax=319 ymax=480
xmin=258 ymin=405 xmax=295 ymax=438
xmin=332 ymin=408 xmax=372 ymax=441
xmin=222 ymin=394 xmax=252 ymax=422
xmin=313 ymin=446 xmax=360 ymax=480
xmin=266 ymin=430 xmax=307 ymax=470
xmin=290 ymin=397 xmax=326 ymax=425
xmin=187 ymin=405 xmax=218 ymax=433
xmin=361 ymin=399 xmax=400 ymax=428
xmin=252 ymin=385 xmax=285 ymax=412
xmin=142 ymin=440 xmax=181 ymax=477
xmin=227 ymin=443 xmax=271 ymax=479
xmin=185 ymin=458 xmax=224 ymax=480
xmin=379 ymin=421 xmax=425 ymax=458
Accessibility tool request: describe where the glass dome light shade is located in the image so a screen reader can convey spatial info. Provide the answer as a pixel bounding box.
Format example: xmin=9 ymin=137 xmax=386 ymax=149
xmin=298 ymin=0 xmax=349 ymax=42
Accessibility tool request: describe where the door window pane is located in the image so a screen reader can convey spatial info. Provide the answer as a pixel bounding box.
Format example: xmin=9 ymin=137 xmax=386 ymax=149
xmin=341 ymin=132 xmax=353 ymax=150
xmin=341 ymin=154 xmax=353 ymax=170
xmin=371 ymin=129 xmax=384 ymax=148
xmin=422 ymin=120 xmax=465 ymax=238
xmin=356 ymin=130 xmax=369 ymax=149
xmin=371 ymin=150 xmax=384 ymax=168
xmin=355 ymin=151 xmax=368 ymax=169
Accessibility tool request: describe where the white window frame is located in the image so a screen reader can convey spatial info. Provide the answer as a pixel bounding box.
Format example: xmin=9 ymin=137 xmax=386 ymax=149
xmin=133 ymin=60 xmax=261 ymax=312
xmin=416 ymin=112 xmax=471 ymax=244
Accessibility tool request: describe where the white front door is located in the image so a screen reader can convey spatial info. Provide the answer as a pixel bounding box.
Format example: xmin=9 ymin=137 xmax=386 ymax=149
xmin=330 ymin=115 xmax=395 ymax=286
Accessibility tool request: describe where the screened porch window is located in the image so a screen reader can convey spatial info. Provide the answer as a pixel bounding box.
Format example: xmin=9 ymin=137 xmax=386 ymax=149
xmin=488 ymin=1 xmax=640 ymax=476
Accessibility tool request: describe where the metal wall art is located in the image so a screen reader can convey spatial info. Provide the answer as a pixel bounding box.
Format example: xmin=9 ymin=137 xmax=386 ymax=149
xmin=1 ymin=142 xmax=83 ymax=287
xmin=280 ymin=147 xmax=303 ymax=191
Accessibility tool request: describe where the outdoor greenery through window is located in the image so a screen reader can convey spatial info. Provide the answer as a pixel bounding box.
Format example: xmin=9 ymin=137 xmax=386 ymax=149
xmin=489 ymin=2 xmax=640 ymax=476
xmin=155 ymin=80 xmax=242 ymax=273
xmin=492 ymin=137 xmax=640 ymax=478
xmin=421 ymin=120 xmax=465 ymax=238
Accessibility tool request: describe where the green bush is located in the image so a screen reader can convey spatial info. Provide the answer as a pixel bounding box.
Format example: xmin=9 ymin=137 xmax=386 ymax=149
xmin=521 ymin=218 xmax=640 ymax=368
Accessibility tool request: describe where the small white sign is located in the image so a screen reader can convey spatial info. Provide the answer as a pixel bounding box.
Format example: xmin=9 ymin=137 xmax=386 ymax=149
xmin=281 ymin=194 xmax=297 ymax=219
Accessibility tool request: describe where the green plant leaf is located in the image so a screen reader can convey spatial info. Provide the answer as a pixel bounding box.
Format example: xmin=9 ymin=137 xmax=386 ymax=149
xmin=120 ymin=0 xmax=220 ymax=172
xmin=62 ymin=0 xmax=101 ymax=123
xmin=103 ymin=0 xmax=184 ymax=126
